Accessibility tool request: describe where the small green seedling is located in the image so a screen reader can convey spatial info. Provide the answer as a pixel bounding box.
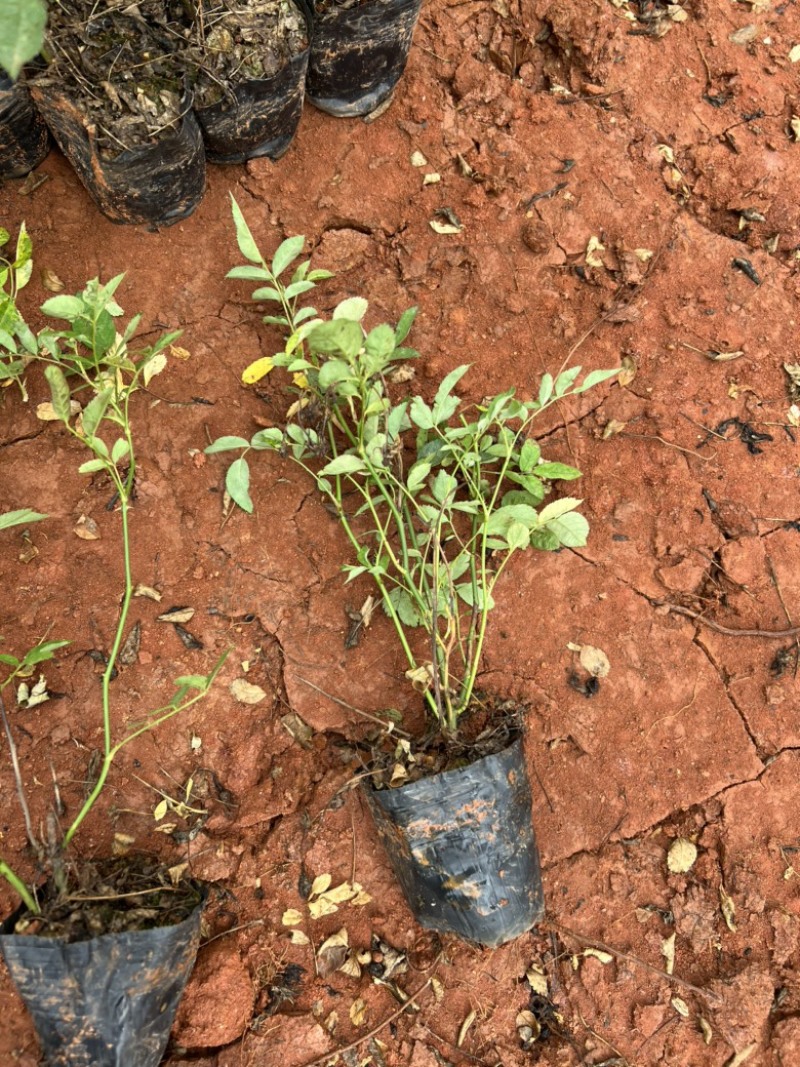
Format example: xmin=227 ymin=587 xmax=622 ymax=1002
xmin=0 ymin=231 xmax=225 ymax=914
xmin=207 ymin=199 xmax=617 ymax=737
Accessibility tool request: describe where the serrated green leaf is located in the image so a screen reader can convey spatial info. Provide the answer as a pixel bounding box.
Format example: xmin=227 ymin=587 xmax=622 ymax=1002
xmin=173 ymin=674 xmax=209 ymax=691
xmin=308 ymin=318 xmax=363 ymax=361
xmin=284 ymin=280 xmax=316 ymax=300
xmin=506 ymin=521 xmax=530 ymax=551
xmin=538 ymin=497 xmax=582 ymax=524
xmin=536 ymin=462 xmax=582 ymax=481
xmin=577 ymin=367 xmax=619 ymax=392
xmin=519 ymin=439 xmax=541 ymax=472
xmin=23 ymin=639 xmax=70 ymax=665
xmin=78 ymin=458 xmax=107 ymax=474
xmin=538 ymin=373 xmax=554 ymax=407
xmin=272 ymin=235 xmax=305 ymax=278
xmin=251 ymin=286 xmax=283 ymax=302
xmin=395 ymin=306 xmax=418 ymax=344
xmin=554 ymin=366 xmax=581 ymax=397
xmin=226 ymin=457 xmax=253 ymax=513
xmin=226 ymin=264 xmax=270 ymax=281
xmin=40 ymin=294 xmax=85 ymax=321
xmin=250 ymin=428 xmax=283 ymax=450
xmin=546 ymin=511 xmax=589 ymax=547
xmin=407 ymin=461 xmax=431 ymax=492
xmin=111 ymin=438 xmax=130 ymax=463
xmin=0 ymin=508 xmax=47 ymax=531
xmin=409 ymin=396 xmax=435 ymax=430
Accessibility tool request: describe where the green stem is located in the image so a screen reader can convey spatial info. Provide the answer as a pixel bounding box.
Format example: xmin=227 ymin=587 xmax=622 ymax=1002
xmin=0 ymin=860 xmax=38 ymax=914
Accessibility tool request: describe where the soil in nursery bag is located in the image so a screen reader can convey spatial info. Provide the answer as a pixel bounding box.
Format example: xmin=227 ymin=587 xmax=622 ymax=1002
xmin=306 ymin=0 xmax=421 ymax=118
xmin=172 ymin=0 xmax=312 ymax=163
xmin=30 ymin=2 xmax=205 ymax=226
xmin=0 ymin=74 xmax=51 ymax=180
xmin=0 ymin=856 xmax=205 ymax=1067
xmin=364 ymin=709 xmax=544 ymax=948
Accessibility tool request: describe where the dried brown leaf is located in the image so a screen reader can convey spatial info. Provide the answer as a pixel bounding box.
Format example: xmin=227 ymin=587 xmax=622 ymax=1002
xmin=229 ymin=678 xmax=267 ymax=704
xmin=73 ymin=515 xmax=100 ymax=540
xmin=157 ymin=606 xmax=195 ymax=623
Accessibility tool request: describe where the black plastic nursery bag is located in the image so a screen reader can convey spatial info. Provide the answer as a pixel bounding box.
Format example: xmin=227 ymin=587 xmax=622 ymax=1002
xmin=196 ymin=0 xmax=313 ymax=163
xmin=0 ymin=895 xmax=204 ymax=1067
xmin=365 ymin=735 xmax=544 ymax=948
xmin=0 ymin=73 xmax=50 ymax=180
xmin=306 ymin=0 xmax=422 ymax=118
xmin=30 ymin=84 xmax=205 ymax=227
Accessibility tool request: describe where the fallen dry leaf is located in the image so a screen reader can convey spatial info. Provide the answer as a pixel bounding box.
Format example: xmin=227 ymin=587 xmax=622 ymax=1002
xmin=583 ymin=947 xmax=613 ymax=964
xmin=410 ymin=150 xmax=427 ymax=167
xmin=38 ymin=399 xmax=81 ymax=422
xmin=73 ymin=515 xmax=100 ymax=540
xmin=430 ymin=219 xmax=462 ymax=235
xmin=281 ymin=909 xmax=303 ymax=926
xmin=719 ymin=885 xmax=737 ymax=931
xmin=458 ymin=1010 xmax=477 ymax=1047
xmin=671 ymin=996 xmax=690 ymax=1017
xmin=157 ymin=607 xmax=195 ymax=624
xmin=585 ymin=235 xmax=606 ymax=267
xmin=662 ymin=933 xmax=676 ymax=975
xmin=41 ymin=268 xmax=64 ymax=292
xmin=134 ymin=584 xmax=162 ymax=601
xmin=526 ymin=966 xmax=549 ymax=996
xmin=667 ymin=838 xmax=698 ymax=873
xmin=579 ymin=645 xmax=610 ymax=678
xmin=349 ymin=998 xmax=368 ymax=1027
xmin=230 ymin=678 xmax=267 ymax=705
xmin=289 ymin=929 xmax=310 ymax=945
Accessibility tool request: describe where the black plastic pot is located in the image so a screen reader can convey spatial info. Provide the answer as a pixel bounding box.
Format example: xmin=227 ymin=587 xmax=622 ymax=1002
xmin=195 ymin=0 xmax=313 ymax=163
xmin=306 ymin=0 xmax=422 ymax=118
xmin=0 ymin=889 xmax=205 ymax=1066
xmin=365 ymin=735 xmax=544 ymax=948
xmin=0 ymin=73 xmax=50 ymax=180
xmin=29 ymin=84 xmax=205 ymax=227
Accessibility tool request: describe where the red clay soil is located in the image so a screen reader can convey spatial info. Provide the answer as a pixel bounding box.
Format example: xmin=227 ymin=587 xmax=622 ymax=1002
xmin=2 ymin=1 xmax=800 ymax=1064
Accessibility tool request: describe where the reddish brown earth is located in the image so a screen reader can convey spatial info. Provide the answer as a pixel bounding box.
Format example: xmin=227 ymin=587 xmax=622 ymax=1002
xmin=2 ymin=1 xmax=800 ymax=1064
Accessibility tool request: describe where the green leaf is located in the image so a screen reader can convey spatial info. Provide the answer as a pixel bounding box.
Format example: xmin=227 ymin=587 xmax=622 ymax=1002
xmin=395 ymin=306 xmax=418 ymax=344
xmin=577 ymin=367 xmax=619 ymax=392
xmin=506 ymin=521 xmax=530 ymax=551
xmin=555 ymin=366 xmax=582 ymax=397
xmin=343 ymin=565 xmax=368 ymax=583
xmin=519 ymin=439 xmax=541 ymax=472
xmin=531 ymin=528 xmax=560 ymax=551
xmin=111 ymin=438 xmax=130 ymax=463
xmin=226 ymin=265 xmax=270 ymax=281
xmin=293 ymin=306 xmax=318 ymax=324
xmin=0 ymin=227 xmax=8 ymax=246
xmin=16 ymin=320 xmax=37 ymax=354
xmin=318 ymin=358 xmax=353 ymax=390
xmin=433 ymin=364 xmax=470 ymax=411
xmin=250 ymin=428 xmax=283 ymax=450
xmin=364 ymin=323 xmax=396 ymax=364
xmin=308 ymin=319 xmax=363 ymax=361
xmin=23 ymin=639 xmax=70 ymax=666
xmin=78 ymin=458 xmax=107 ymax=474
xmin=406 ymin=461 xmax=431 ymax=492
xmin=455 ymin=583 xmax=494 ymax=610
xmin=226 ymin=457 xmax=253 ymax=513
xmin=251 ymin=286 xmax=283 ymax=303
xmin=14 ymin=222 xmax=33 ymax=289
xmin=546 ymin=511 xmax=589 ymax=547
xmin=173 ymin=674 xmax=209 ymax=691
xmin=272 ymin=235 xmax=305 ymax=278
xmin=485 ymin=503 xmax=539 ymax=535
xmin=0 ymin=0 xmax=46 ymax=79
xmin=40 ymin=294 xmax=84 ymax=320
xmin=536 ymin=461 xmax=582 ymax=480
xmin=81 ymin=388 xmax=112 ymax=438
xmin=333 ymin=296 xmax=368 ymax=322
xmin=0 ymin=653 xmax=19 ymax=666
xmin=538 ymin=373 xmax=554 ymax=407
xmin=386 ymin=587 xmax=423 ymax=627
xmin=431 ymin=469 xmax=457 ymax=504
xmin=319 ymin=454 xmax=367 ymax=476
xmin=0 ymin=328 xmax=17 ymax=352
xmin=230 ymin=195 xmax=263 ymax=264
xmin=501 ymin=489 xmax=543 ymax=509
xmin=44 ymin=364 xmax=72 ymax=422
xmin=284 ymin=280 xmax=316 ymax=300
xmin=0 ymin=508 xmax=47 ymax=531
xmin=409 ymin=396 xmax=435 ymax=430
xmin=205 ymin=435 xmax=250 ymax=454
xmin=538 ymin=497 xmax=582 ymax=524
xmin=307 ymin=269 xmax=335 ymax=282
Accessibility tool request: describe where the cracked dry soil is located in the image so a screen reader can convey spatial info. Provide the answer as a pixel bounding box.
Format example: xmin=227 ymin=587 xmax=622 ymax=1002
xmin=2 ymin=0 xmax=800 ymax=1064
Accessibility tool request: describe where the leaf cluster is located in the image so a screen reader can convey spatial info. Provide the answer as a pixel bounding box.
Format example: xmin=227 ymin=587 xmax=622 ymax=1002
xmin=207 ymin=200 xmax=618 ymax=734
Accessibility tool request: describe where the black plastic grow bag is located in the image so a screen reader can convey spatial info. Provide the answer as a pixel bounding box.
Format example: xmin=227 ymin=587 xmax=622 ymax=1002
xmin=0 ymin=890 xmax=205 ymax=1067
xmin=29 ymin=84 xmax=205 ymax=227
xmin=195 ymin=0 xmax=313 ymax=163
xmin=306 ymin=0 xmax=422 ymax=118
xmin=0 ymin=73 xmax=50 ymax=180
xmin=365 ymin=735 xmax=544 ymax=948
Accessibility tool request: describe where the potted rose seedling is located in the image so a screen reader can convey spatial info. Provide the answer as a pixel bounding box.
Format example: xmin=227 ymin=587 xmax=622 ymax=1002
xmin=0 ymin=233 xmax=224 ymax=1065
xmin=206 ymin=199 xmax=617 ymax=946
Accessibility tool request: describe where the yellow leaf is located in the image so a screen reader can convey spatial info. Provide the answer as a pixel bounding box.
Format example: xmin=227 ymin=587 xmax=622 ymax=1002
xmin=290 ymin=929 xmax=310 ymax=945
xmin=153 ymin=798 xmax=169 ymax=822
xmin=309 ymin=897 xmax=339 ymax=919
xmin=242 ymin=356 xmax=274 ymax=385
xmin=282 ymin=909 xmax=304 ymax=926
xmin=169 ymin=344 xmax=191 ymax=360
xmin=310 ymin=873 xmax=333 ymax=898
xmin=350 ymin=997 xmax=368 ymax=1027
xmin=292 ymin=372 xmax=308 ymax=389
xmin=322 ymin=882 xmax=359 ymax=904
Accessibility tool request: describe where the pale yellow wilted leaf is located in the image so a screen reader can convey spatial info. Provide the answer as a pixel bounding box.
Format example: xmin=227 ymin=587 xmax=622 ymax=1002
xmin=431 ymin=976 xmax=445 ymax=1002
xmin=350 ymin=998 xmax=368 ymax=1027
xmin=657 ymin=143 xmax=676 ymax=163
xmin=699 ymin=1016 xmax=713 ymax=1044
xmin=168 ymin=862 xmax=189 ymax=885
xmin=430 ymin=219 xmax=463 ymax=235
xmin=37 ymin=399 xmax=81 ymax=421
xmin=667 ymin=838 xmax=697 ymax=873
xmin=410 ymin=150 xmax=428 ymax=167
xmin=458 ymin=1010 xmax=477 ymax=1047
xmin=282 ymin=909 xmax=304 ymax=926
xmin=74 ymin=515 xmax=101 ymax=540
xmin=791 ymin=116 xmax=800 ymax=142
xmin=662 ymin=933 xmax=676 ymax=975
xmin=191 ymin=733 xmax=202 ymax=751
xmin=309 ymin=897 xmax=340 ymax=920
xmin=671 ymin=996 xmax=690 ymax=1017
xmin=351 ymin=886 xmax=372 ymax=906
xmin=618 ymin=354 xmax=637 ymax=386
xmin=321 ymin=882 xmax=359 ymax=904
xmin=789 ymin=43 xmax=800 ymax=62
xmin=579 ymin=645 xmax=610 ymax=678
xmin=143 ymin=352 xmax=167 ymax=387
xmin=634 ymin=248 xmax=654 ymax=262
xmin=602 ymin=418 xmax=627 ymax=439
xmin=526 ymin=966 xmax=549 ymax=996
xmin=290 ymin=929 xmax=310 ymax=945
xmin=423 ymin=173 xmax=441 ymax=185
xmin=292 ymin=371 xmax=308 ymax=389
xmin=310 ymin=873 xmax=333 ymax=898
xmin=134 ymin=584 xmax=162 ymax=601
xmin=719 ymin=885 xmax=737 ymax=931
xmin=318 ymin=928 xmax=349 ymax=954
xmin=583 ymin=948 xmax=613 ymax=964
xmin=229 ymin=678 xmax=267 ymax=705
xmin=586 ymin=236 xmax=606 ymax=267
xmin=242 ymin=356 xmax=274 ymax=385
xmin=169 ymin=344 xmax=191 ymax=360
xmin=153 ymin=798 xmax=169 ymax=822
